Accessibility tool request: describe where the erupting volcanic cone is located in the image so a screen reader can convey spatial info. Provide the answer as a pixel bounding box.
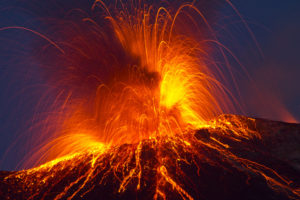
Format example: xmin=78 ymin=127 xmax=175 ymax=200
xmin=1 ymin=115 xmax=300 ymax=200
xmin=0 ymin=1 xmax=299 ymax=200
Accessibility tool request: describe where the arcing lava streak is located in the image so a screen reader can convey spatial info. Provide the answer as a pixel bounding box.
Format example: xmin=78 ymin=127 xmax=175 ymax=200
xmin=7 ymin=1 xmax=299 ymax=200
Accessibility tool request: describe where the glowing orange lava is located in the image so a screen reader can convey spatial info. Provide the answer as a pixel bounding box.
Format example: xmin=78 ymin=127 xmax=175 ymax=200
xmin=3 ymin=1 xmax=299 ymax=200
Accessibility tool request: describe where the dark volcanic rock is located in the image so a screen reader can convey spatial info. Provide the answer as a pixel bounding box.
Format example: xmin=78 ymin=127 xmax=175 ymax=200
xmin=0 ymin=115 xmax=299 ymax=200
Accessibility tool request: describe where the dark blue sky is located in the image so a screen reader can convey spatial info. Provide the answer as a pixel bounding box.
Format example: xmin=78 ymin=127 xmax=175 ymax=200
xmin=231 ymin=0 xmax=300 ymax=122
xmin=0 ymin=0 xmax=300 ymax=170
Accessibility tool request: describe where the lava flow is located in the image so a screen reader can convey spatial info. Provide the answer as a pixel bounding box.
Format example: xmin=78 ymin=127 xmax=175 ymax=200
xmin=1 ymin=1 xmax=300 ymax=200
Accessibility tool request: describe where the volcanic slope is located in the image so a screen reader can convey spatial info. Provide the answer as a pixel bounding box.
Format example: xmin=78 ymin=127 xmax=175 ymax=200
xmin=1 ymin=114 xmax=300 ymax=200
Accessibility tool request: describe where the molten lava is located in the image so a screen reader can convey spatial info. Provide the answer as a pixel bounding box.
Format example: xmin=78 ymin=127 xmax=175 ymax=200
xmin=1 ymin=1 xmax=300 ymax=200
xmin=2 ymin=115 xmax=300 ymax=199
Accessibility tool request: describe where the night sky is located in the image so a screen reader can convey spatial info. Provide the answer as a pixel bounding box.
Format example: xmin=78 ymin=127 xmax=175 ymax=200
xmin=0 ymin=0 xmax=300 ymax=170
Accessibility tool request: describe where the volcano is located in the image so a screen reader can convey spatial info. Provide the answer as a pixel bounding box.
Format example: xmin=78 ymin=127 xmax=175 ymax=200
xmin=1 ymin=114 xmax=299 ymax=200
xmin=1 ymin=1 xmax=300 ymax=200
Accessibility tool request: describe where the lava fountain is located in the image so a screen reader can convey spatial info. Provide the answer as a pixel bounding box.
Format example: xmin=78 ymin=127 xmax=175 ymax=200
xmin=1 ymin=1 xmax=299 ymax=200
xmin=27 ymin=0 xmax=238 ymax=165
